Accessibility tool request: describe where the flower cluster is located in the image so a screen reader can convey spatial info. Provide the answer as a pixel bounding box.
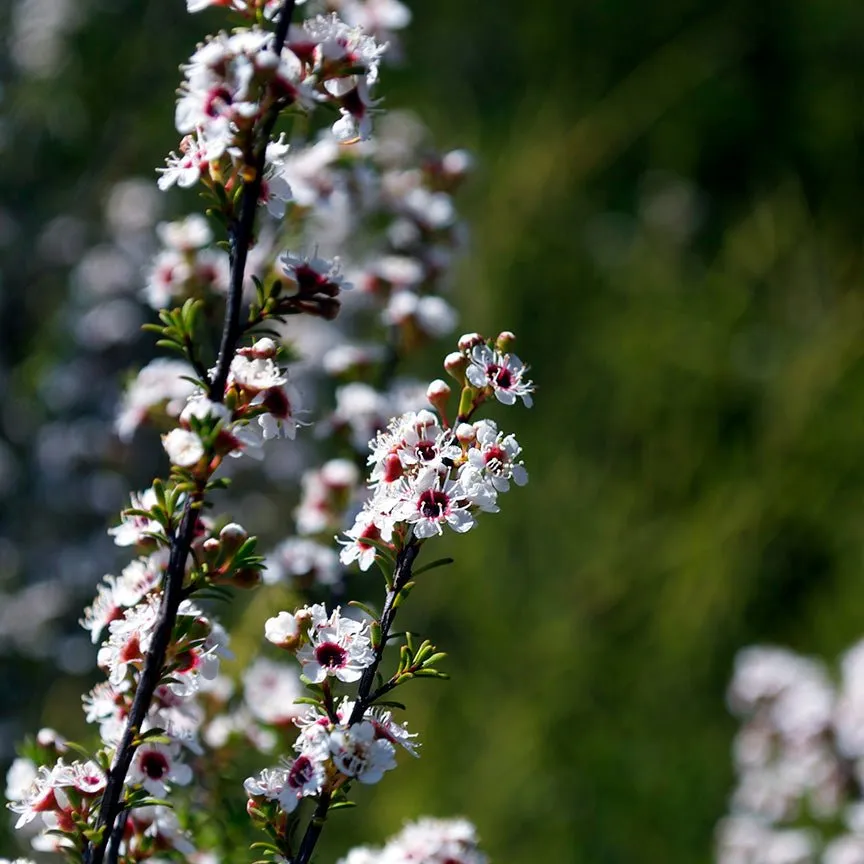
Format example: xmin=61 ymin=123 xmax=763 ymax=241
xmin=339 ymin=333 xmax=531 ymax=568
xmin=716 ymin=642 xmax=864 ymax=863
xmin=337 ymin=817 xmax=488 ymax=864
xmin=245 ymin=695 xmax=415 ymax=815
xmin=164 ymin=11 xmax=386 ymax=191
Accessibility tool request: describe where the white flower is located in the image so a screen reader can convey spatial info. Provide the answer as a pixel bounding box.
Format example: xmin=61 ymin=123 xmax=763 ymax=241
xmin=339 ymin=509 xmax=391 ymax=571
xmin=244 ymin=765 xmax=289 ymax=802
xmin=329 ymin=721 xmax=396 ymax=784
xmin=157 ymin=214 xmax=212 ymax=250
xmin=229 ymin=354 xmax=287 ymax=393
xmin=109 ymin=488 xmax=170 ymax=546
xmin=163 ymin=428 xmax=206 ymax=467
xmin=466 ymin=344 xmax=534 ymax=407
xmin=264 ymin=611 xmax=301 ymax=647
xmin=296 ymin=606 xmax=374 ymax=684
xmin=128 ymin=743 xmax=192 ymax=796
xmin=7 ymin=761 xmax=73 ymax=829
xmin=97 ymin=595 xmax=161 ymax=685
xmin=329 ymin=382 xmax=391 ymax=451
xmin=80 ymin=554 xmax=165 ymax=643
xmin=157 ymin=133 xmax=209 ymax=191
xmin=394 ymin=468 xmax=475 ymax=538
xmin=463 ymin=419 xmax=528 ymax=492
xmin=386 ymin=817 xmax=487 ymax=864
xmin=5 ymin=758 xmax=36 ymax=803
xmin=180 ymin=396 xmax=231 ymax=425
xmin=280 ymin=250 xmax=352 ymax=298
xmin=252 ymin=380 xmax=304 ymax=441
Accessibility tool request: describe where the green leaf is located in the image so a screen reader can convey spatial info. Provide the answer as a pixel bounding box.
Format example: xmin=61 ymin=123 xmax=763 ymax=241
xmin=412 ymin=557 xmax=455 ymax=577
xmin=348 ymin=599 xmax=381 ymax=620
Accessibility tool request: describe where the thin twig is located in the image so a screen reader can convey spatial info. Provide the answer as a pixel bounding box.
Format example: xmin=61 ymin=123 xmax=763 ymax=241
xmin=208 ymin=0 xmax=297 ymax=401
xmin=293 ymin=790 xmax=332 ymax=864
xmin=86 ymin=497 xmax=200 ymax=864
xmin=291 ymin=543 xmax=420 ymax=864
xmin=349 ymin=543 xmax=420 ymax=723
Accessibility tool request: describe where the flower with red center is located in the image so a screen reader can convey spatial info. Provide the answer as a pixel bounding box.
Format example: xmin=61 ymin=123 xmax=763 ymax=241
xmin=463 ymin=419 xmax=528 ymax=493
xmin=395 ymin=469 xmax=475 ymax=539
xmin=279 ymin=251 xmax=352 ymax=319
xmin=339 ymin=511 xmax=393 ymax=571
xmin=466 ymin=344 xmax=534 ymax=408
xmin=129 ymin=743 xmax=192 ymax=796
xmin=295 ymin=606 xmax=374 ymax=684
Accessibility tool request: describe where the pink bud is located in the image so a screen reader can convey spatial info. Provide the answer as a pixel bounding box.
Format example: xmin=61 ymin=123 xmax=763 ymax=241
xmin=495 ymin=331 xmax=516 ymax=352
xmin=458 ymin=332 xmax=484 ymax=352
xmin=444 ymin=351 xmax=467 ymax=383
xmin=455 ymin=423 xmax=476 ymax=444
xmin=426 ymin=378 xmax=451 ymax=416
xmin=251 ymin=337 xmax=278 ymax=359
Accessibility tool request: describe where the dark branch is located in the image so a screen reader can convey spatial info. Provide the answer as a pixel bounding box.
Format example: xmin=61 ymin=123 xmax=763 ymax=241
xmin=86 ymin=496 xmax=200 ymax=864
xmin=292 ymin=790 xmax=332 ymax=864
xmin=208 ymin=0 xmax=298 ymax=401
xmin=349 ymin=542 xmax=420 ymax=724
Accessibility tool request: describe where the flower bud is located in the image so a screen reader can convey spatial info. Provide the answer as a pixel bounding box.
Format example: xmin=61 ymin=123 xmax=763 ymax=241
xmin=382 ymin=453 xmax=404 ymax=483
xmin=202 ymin=537 xmax=221 ymax=558
xmin=251 ymin=337 xmax=278 ymax=359
xmin=426 ymin=378 xmax=451 ymax=416
xmin=444 ymin=351 xmax=467 ymax=383
xmin=36 ymin=728 xmax=68 ymax=754
xmin=455 ymin=422 xmax=476 ymax=444
xmin=458 ymin=332 xmax=484 ymax=352
xmin=163 ymin=428 xmax=205 ymax=468
xmin=181 ymin=397 xmax=230 ymax=426
xmin=219 ymin=522 xmax=248 ymax=557
xmin=264 ymin=611 xmax=302 ymax=652
xmin=495 ymin=331 xmax=516 ymax=353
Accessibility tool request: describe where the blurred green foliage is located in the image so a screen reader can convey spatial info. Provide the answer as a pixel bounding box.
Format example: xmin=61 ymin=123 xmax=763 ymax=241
xmin=3 ymin=0 xmax=864 ymax=861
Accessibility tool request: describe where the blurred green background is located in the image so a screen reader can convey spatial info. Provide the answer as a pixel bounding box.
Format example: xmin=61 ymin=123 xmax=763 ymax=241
xmin=3 ymin=0 xmax=864 ymax=861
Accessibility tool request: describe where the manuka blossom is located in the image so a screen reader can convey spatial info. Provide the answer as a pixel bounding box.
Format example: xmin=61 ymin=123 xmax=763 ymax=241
xmin=175 ymin=29 xmax=312 ymax=159
xmin=295 ymin=605 xmax=374 ymax=683
xmin=144 ymin=215 xmax=228 ymax=309
xmin=157 ymin=132 xmax=210 ymax=191
xmin=128 ymin=743 xmax=193 ymax=796
xmin=244 ymin=755 xmax=325 ymax=814
xmin=393 ymin=468 xmax=476 ymax=539
xmin=461 ymin=419 xmax=528 ymax=492
xmin=329 ymin=721 xmax=396 ymax=784
xmin=80 ymin=553 xmax=166 ymax=643
xmin=163 ymin=427 xmax=206 ymax=467
xmin=242 ymin=657 xmax=306 ymax=726
xmin=466 ymin=343 xmax=534 ymax=407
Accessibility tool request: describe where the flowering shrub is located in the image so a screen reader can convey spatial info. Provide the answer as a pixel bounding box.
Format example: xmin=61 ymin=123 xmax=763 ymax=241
xmin=2 ymin=2 xmax=533 ymax=863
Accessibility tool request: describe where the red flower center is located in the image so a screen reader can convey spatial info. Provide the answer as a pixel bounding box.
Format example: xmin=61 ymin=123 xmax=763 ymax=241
xmin=315 ymin=641 xmax=347 ymax=670
xmin=418 ymin=489 xmax=449 ymax=519
xmin=140 ymin=751 xmax=169 ymax=781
